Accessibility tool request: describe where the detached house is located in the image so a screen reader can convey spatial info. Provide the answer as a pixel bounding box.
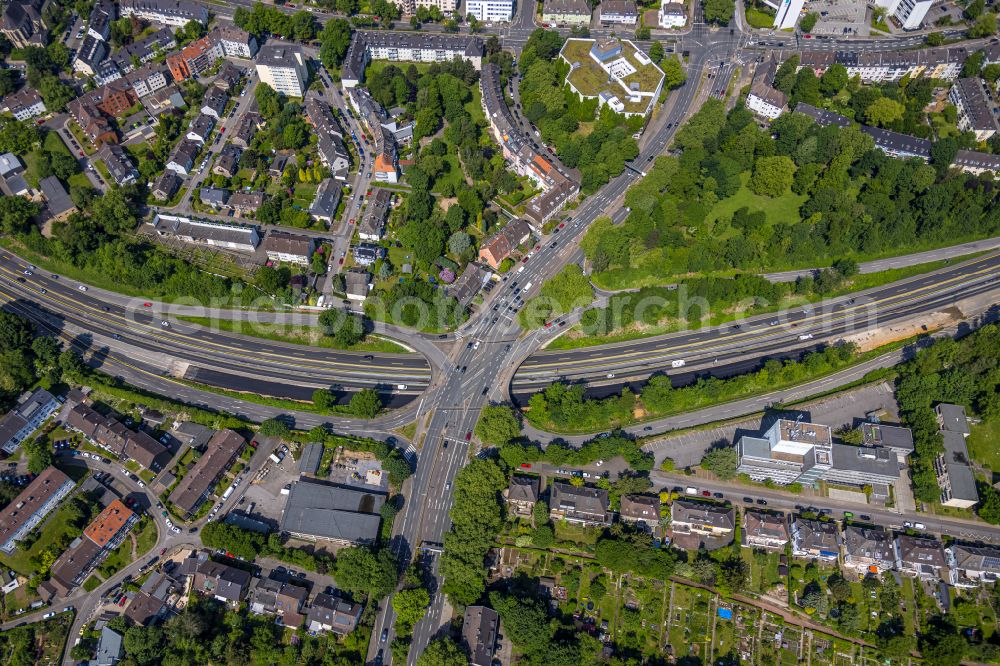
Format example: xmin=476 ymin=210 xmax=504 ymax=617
xmin=307 ymin=593 xmax=363 ymax=635
xmin=249 ymin=577 xmax=308 ymax=628
xmin=504 ymin=475 xmax=540 ymax=518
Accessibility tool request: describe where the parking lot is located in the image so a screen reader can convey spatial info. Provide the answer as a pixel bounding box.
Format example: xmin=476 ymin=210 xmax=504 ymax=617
xmin=805 ymin=0 xmax=870 ymax=36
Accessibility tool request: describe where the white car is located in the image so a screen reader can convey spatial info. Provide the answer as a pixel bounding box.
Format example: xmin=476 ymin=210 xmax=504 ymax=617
xmin=137 ymin=481 xmax=145 ymax=488
xmin=798 ymin=333 xmax=814 ymax=340
xmin=606 ymin=373 xmax=615 ymax=379
xmin=171 ymin=526 xmax=181 ymax=534
xmin=161 ymin=321 xmax=169 ymax=327
xmin=914 ymin=522 xmax=926 ymax=530
xmin=671 ymin=359 xmax=686 ymax=368
xmin=78 ymin=285 xmax=87 ymax=292
xmin=165 ymin=519 xmax=173 ymax=528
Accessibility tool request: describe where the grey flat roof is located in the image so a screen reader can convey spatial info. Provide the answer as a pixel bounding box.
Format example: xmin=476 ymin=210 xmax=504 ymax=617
xmin=937 ymin=403 xmax=970 ymax=434
xmin=299 ymin=443 xmax=323 ymax=475
xmin=280 ymin=479 xmax=384 ymax=543
xmin=831 ymin=443 xmax=898 ymax=477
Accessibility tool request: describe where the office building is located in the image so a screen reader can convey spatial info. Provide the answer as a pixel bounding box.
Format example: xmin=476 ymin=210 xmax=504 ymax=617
xmin=465 ymin=0 xmax=514 ymax=21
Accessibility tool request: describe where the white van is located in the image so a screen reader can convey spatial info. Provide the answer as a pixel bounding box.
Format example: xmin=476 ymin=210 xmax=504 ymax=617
xmin=671 ymin=359 xmax=685 ymax=368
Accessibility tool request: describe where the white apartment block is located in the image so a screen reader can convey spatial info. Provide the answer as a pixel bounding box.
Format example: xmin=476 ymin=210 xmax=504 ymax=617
xmin=255 ymin=43 xmax=308 ymax=98
xmin=769 ymin=0 xmax=805 ymax=29
xmin=658 ymin=1 xmax=687 ymax=27
xmin=465 ymin=0 xmax=514 ymax=21
xmin=392 ymin=0 xmax=457 ymax=13
xmin=873 ymin=0 xmax=933 ymax=30
xmin=119 ymin=0 xmax=208 ymax=27
xmin=0 ymin=87 xmax=46 ymax=121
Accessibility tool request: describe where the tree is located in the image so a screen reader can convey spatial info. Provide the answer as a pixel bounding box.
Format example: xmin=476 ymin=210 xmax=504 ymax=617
xmin=258 ymin=417 xmax=290 ymax=439
xmin=320 ymin=19 xmax=353 ymax=70
xmin=123 ymin=626 xmax=165 ymax=666
xmin=417 ymin=637 xmax=467 ymax=666
xmin=925 ymin=31 xmax=945 ymax=46
xmin=0 ymin=196 xmax=38 ymax=234
xmin=978 ymin=484 xmax=1000 ymax=524
xmin=489 ymin=592 xmax=551 ymax=656
xmin=701 ymin=447 xmax=738 ymax=479
xmin=392 ymin=587 xmax=429 ymax=636
xmin=255 ymin=83 xmax=282 ymax=118
xmin=800 ymin=12 xmax=818 ymax=32
xmin=749 ymin=155 xmax=795 ymax=197
xmin=819 ymin=63 xmax=848 ymax=97
xmin=922 ymin=626 xmax=966 ymax=666
xmin=969 ymin=12 xmax=998 ymax=38
xmin=332 ymin=546 xmax=398 ymax=600
xmin=289 ymin=10 xmax=317 ymax=40
xmin=447 ymin=231 xmax=470 ymax=256
xmin=23 ymin=438 xmax=53 ymax=474
xmin=475 ymin=404 xmax=520 ymax=447
xmin=649 ymin=41 xmax=664 ymax=64
xmin=702 ymin=0 xmax=734 ymax=24
xmin=348 ymin=388 xmax=382 ymax=418
xmin=0 ymin=118 xmax=40 ymax=154
xmin=661 ymin=56 xmax=687 ymax=90
xmin=864 ymin=97 xmax=905 ymax=127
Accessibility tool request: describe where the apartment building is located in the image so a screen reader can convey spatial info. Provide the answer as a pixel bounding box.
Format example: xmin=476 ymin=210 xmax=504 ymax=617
xmin=600 ymin=0 xmax=639 ymax=24
xmin=109 ymin=27 xmax=176 ymax=74
xmin=169 ymin=429 xmax=245 ymax=516
xmin=263 ymin=231 xmax=315 ymax=265
xmin=465 ymin=0 xmax=514 ymax=21
xmin=478 ymin=219 xmax=532 ymax=269
xmin=896 ymin=534 xmax=948 ymax=580
xmin=658 ymin=1 xmax=687 ymax=27
xmin=125 ymin=63 xmax=170 ymax=98
xmin=44 ymin=499 xmax=137 ymax=597
xmin=746 ymin=56 xmax=788 ymax=121
xmin=390 ymin=0 xmax=457 ymax=15
xmin=504 ymin=475 xmax=540 ymax=518
xmin=619 ymin=495 xmax=660 ymax=532
xmin=120 ymin=0 xmax=208 ymax=27
xmin=256 ymin=43 xmax=308 ymax=97
xmin=934 ymin=403 xmax=979 ymax=509
xmin=0 ymin=467 xmax=75 ymax=554
xmin=152 ymin=214 xmax=260 ymax=253
xmin=797 ymin=47 xmax=968 ymax=83
xmin=670 ymin=500 xmax=735 ymax=551
xmin=0 ymin=87 xmax=46 ymax=121
xmin=191 ymin=558 xmax=252 ymax=607
xmin=357 ymin=187 xmax=392 ymax=241
xmin=97 ymin=143 xmax=139 ymax=186
xmin=873 ymin=0 xmax=933 ymax=30
xmin=950 ymin=78 xmax=999 ymax=142
xmin=66 ymin=403 xmax=170 ymax=471
xmin=307 ymin=593 xmax=363 ymax=635
xmin=948 ymin=544 xmax=1000 ymax=588
xmin=842 ymin=525 xmax=895 ymax=574
xmin=542 ymin=0 xmax=592 ymax=25
xmin=480 ymin=63 xmax=579 ymax=228
xmin=308 ymin=178 xmax=341 ymax=224
xmin=736 ymin=417 xmax=901 ymax=489
xmin=549 ymin=482 xmax=612 ymax=527
xmin=74 ymin=35 xmax=108 ymax=76
xmin=791 ymin=518 xmax=841 ymax=561
xmin=341 ymin=31 xmax=484 ymax=88
xmin=742 ymin=511 xmax=789 ymax=550
xmin=0 ymin=388 xmax=60 ymax=455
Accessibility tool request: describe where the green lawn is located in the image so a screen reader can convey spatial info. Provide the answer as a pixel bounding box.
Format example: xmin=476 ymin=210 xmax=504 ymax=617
xmin=706 ymin=172 xmax=808 ymax=229
xmin=0 ymin=488 xmax=82 ymax=576
xmin=175 ymin=316 xmax=410 ymax=353
xmin=82 ymin=575 xmax=102 ymax=592
xmin=554 ymin=520 xmax=599 ymax=546
xmin=431 ymin=153 xmax=467 ymax=194
xmin=746 ymin=6 xmax=776 ymax=27
xmin=968 ymin=416 xmax=1000 ymax=479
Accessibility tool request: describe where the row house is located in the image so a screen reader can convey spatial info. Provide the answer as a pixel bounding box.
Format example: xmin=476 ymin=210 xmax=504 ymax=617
xmin=791 ymin=518 xmax=841 ymax=561
xmin=263 ymin=231 xmax=315 ymax=265
xmin=549 ymin=482 xmax=612 ymax=527
xmin=97 ymin=143 xmax=139 ymax=186
xmin=619 ymin=495 xmax=660 ymax=533
xmin=896 ymin=534 xmax=948 ymax=580
xmin=0 ymin=467 xmax=75 ymax=553
xmin=109 ymin=27 xmax=176 ymax=74
xmin=743 ymin=510 xmax=789 ymax=551
xmin=948 ymin=543 xmax=1000 ymax=588
xmin=67 ymin=99 xmax=116 ymax=146
xmin=120 ymin=0 xmax=208 ymax=28
xmin=187 ymin=113 xmax=215 ymax=144
xmin=0 ymin=388 xmax=61 ymax=455
xmin=125 ymin=63 xmax=170 ymax=98
xmin=213 ymin=143 xmax=242 ymax=178
xmin=166 ymin=139 xmax=201 ymax=175
xmin=341 ymin=31 xmax=483 ymax=88
xmin=842 ymin=525 xmax=895 ymax=574
xmin=670 ymin=500 xmax=735 ymax=551
xmin=66 ymin=403 xmax=170 ymax=471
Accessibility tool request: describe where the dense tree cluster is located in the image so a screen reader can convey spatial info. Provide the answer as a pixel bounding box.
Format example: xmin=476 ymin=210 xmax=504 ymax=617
xmin=496 ymin=428 xmax=653 ymax=472
xmin=580 ymin=98 xmax=1000 ymax=288
xmin=233 ymin=2 xmax=317 ymax=41
xmin=475 ymin=404 xmax=522 ymax=447
xmin=199 ymin=522 xmax=332 ymax=572
xmin=364 ymin=280 xmax=465 ymax=331
xmin=517 ymin=30 xmax=641 ymax=193
xmin=518 ymin=264 xmax=593 ymax=328
xmin=895 ymin=323 xmax=1000 ymax=509
xmin=440 ymin=458 xmax=507 ymax=606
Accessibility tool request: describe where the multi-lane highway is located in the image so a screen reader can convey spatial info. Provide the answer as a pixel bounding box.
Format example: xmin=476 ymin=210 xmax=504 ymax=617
xmin=510 ymin=252 xmax=1000 ymax=400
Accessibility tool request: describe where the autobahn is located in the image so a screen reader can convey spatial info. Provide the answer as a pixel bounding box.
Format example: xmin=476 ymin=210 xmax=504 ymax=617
xmin=510 ymin=252 xmax=1000 ymax=400
xmin=0 ymin=256 xmax=432 ymax=404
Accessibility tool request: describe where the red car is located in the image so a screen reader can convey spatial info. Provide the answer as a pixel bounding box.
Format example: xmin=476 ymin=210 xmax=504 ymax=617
xmin=465 ymin=431 xmax=472 ymax=441
xmin=558 ymin=223 xmax=565 ymax=229
xmin=143 ymin=302 xmax=152 ymax=307
xmin=78 ymin=151 xmax=84 ymax=156
xmin=544 ymin=322 xmax=553 ymax=328
xmin=349 ymin=218 xmax=355 ymax=224
xmin=701 ymin=490 xmax=711 ymax=497
xmin=220 ymin=127 xmax=225 ymax=133
xmin=338 ymin=257 xmax=344 ymax=264
xmin=116 ymin=596 xmax=127 ymax=607
xmin=521 ymin=256 xmax=529 ymax=263
xmin=160 ymin=548 xmax=167 ymax=555
xmin=520 ymin=463 xmax=531 ymax=469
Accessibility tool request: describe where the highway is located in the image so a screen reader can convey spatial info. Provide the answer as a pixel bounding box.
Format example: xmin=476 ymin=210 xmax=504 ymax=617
xmin=510 ymin=253 xmax=1000 ymax=400
xmin=0 ymin=256 xmax=433 ymax=405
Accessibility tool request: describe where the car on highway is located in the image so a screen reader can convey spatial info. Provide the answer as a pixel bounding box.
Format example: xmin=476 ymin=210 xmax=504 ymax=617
xmin=743 ymin=497 xmax=754 ymax=503
xmin=22 ymin=270 xmax=31 ymax=276
xmin=161 ymin=321 xmax=169 ymax=327
xmin=799 ymin=333 xmax=814 ymax=340
xmin=380 ymin=629 xmax=388 ymax=643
